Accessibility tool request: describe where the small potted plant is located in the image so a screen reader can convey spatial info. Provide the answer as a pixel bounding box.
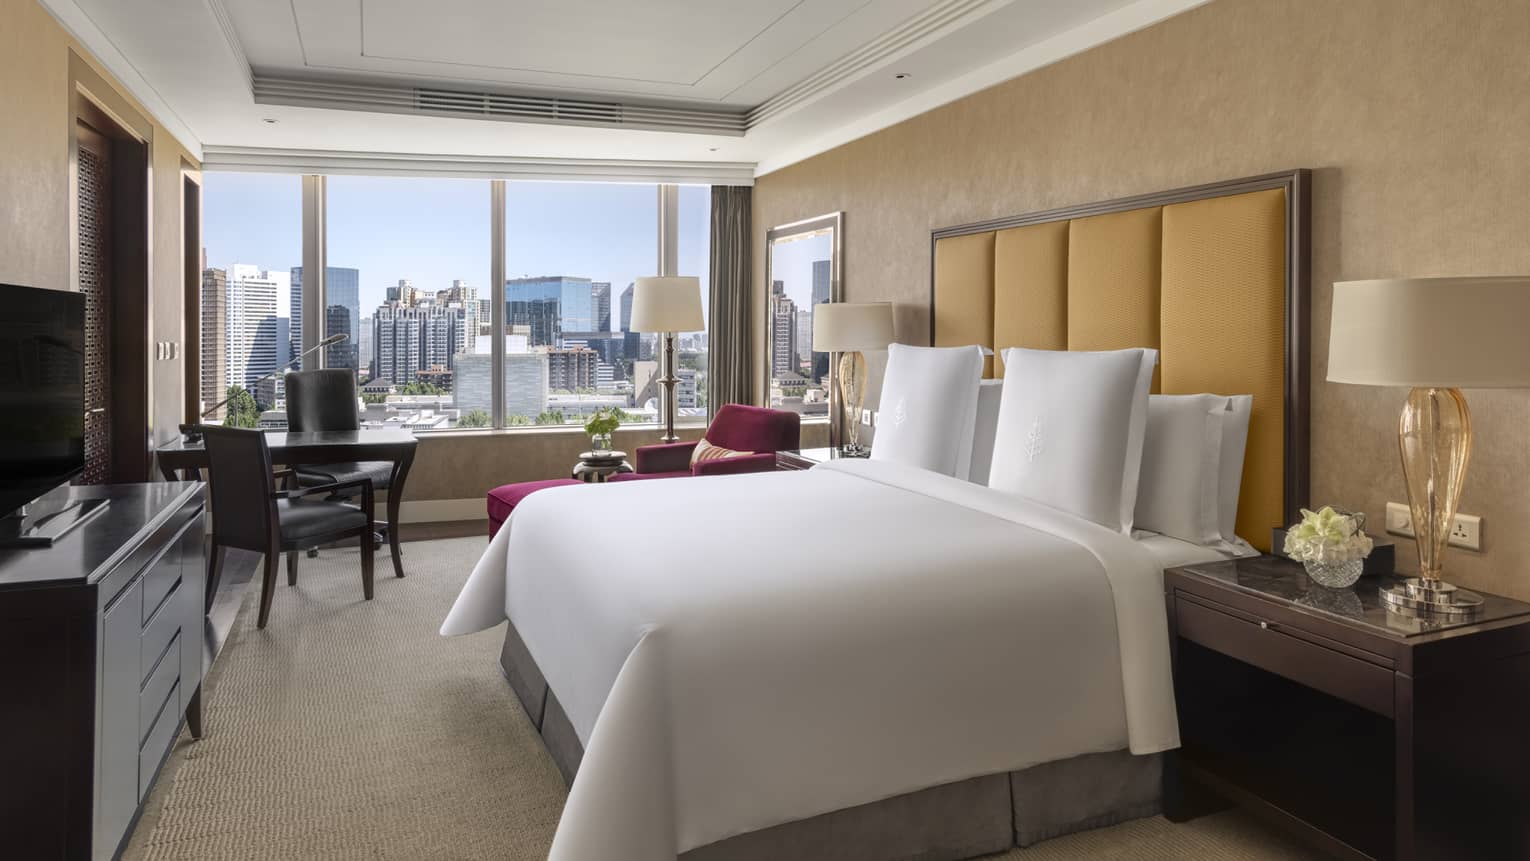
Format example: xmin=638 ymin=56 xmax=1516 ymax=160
xmin=584 ymin=407 xmax=621 ymax=453
xmin=1283 ymin=506 xmax=1374 ymax=588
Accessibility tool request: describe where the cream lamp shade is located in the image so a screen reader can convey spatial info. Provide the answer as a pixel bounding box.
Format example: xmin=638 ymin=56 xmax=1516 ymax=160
xmin=629 ymin=276 xmax=704 ymax=333
xmin=812 ymin=302 xmax=894 ymax=352
xmin=1328 ymin=277 xmax=1530 ymax=388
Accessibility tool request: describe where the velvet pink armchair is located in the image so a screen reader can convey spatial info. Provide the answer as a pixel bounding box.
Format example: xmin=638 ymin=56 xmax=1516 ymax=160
xmin=610 ymin=404 xmax=801 ymax=481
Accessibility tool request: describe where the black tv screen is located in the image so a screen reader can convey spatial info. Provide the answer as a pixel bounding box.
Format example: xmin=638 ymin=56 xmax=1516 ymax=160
xmin=0 ymin=284 xmax=85 ymax=516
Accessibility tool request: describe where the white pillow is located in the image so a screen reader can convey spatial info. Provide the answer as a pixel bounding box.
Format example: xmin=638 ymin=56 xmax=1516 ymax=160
xmin=966 ymin=380 xmax=1003 ymax=484
xmin=870 ymin=344 xmax=985 ymax=478
xmin=989 ymin=347 xmax=1157 ymax=532
xmin=1217 ymin=395 xmax=1254 ymax=543
xmin=1135 ymin=395 xmax=1228 ymax=545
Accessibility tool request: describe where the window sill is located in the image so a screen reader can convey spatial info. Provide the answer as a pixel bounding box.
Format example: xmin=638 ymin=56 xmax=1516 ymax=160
xmin=414 ymin=422 xmax=708 ymax=439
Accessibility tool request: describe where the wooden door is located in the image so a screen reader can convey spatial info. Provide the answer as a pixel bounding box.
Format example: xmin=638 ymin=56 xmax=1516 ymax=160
xmin=77 ymin=122 xmax=112 ymax=485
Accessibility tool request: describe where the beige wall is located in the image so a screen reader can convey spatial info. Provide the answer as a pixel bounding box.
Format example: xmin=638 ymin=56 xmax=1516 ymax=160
xmin=753 ymin=0 xmax=1530 ymax=600
xmin=0 ymin=0 xmax=200 ymax=450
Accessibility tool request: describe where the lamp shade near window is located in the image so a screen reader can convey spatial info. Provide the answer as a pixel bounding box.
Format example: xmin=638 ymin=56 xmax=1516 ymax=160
xmin=1327 ymin=276 xmax=1530 ymax=618
xmin=1328 ymin=277 xmax=1530 ymax=388
xmin=812 ymin=302 xmax=894 ymax=352
xmin=630 ymin=276 xmax=704 ymax=333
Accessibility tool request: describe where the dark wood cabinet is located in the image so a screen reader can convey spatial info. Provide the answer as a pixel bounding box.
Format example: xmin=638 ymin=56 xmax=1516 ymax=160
xmin=1164 ymin=556 xmax=1530 ymax=860
xmin=0 ymin=482 xmax=206 ymax=860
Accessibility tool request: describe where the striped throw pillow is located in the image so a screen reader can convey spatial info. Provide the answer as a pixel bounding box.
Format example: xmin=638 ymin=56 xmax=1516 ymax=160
xmin=690 ymin=438 xmax=753 ymax=467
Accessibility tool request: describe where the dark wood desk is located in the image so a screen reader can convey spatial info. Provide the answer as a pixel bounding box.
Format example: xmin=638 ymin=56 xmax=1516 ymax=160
xmin=155 ymin=430 xmax=417 ymax=578
xmin=1164 ymin=555 xmax=1530 ymax=860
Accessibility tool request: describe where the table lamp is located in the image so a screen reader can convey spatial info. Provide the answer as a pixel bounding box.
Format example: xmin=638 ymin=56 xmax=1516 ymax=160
xmin=1328 ymin=277 xmax=1530 ymax=616
xmin=630 ymin=276 xmax=704 ymax=443
xmin=812 ymin=302 xmax=894 ymax=455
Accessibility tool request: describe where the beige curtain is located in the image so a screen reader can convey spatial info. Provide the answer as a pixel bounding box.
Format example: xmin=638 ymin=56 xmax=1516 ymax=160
xmin=707 ymin=186 xmax=753 ymax=413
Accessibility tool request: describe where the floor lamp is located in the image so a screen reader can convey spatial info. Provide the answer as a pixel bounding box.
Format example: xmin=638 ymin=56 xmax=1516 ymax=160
xmin=631 ymin=276 xmax=704 ymax=443
xmin=1328 ymin=277 xmax=1530 ymax=617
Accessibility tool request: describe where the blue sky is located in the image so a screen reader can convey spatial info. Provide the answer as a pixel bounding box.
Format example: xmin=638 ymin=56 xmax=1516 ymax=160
xmin=201 ymin=174 xmax=711 ymax=328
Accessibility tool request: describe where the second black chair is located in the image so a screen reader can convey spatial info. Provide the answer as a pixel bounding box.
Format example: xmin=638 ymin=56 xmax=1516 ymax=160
xmin=200 ymin=424 xmax=376 ymax=629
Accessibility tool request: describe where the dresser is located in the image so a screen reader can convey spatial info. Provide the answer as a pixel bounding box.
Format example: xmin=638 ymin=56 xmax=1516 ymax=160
xmin=1164 ymin=556 xmax=1530 ymax=860
xmin=0 ymin=482 xmax=206 ymax=861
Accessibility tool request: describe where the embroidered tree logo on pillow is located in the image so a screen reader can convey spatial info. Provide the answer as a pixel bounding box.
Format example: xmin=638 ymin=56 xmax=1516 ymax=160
xmin=1024 ymin=418 xmax=1043 ymax=463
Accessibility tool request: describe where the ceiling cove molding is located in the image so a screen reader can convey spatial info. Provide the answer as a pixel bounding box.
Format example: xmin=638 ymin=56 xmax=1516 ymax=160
xmin=747 ymin=0 xmax=1000 ymax=128
xmin=200 ymin=146 xmax=757 ymax=186
xmin=253 ymin=75 xmax=750 ymax=137
xmin=38 ymin=0 xmax=204 ymax=158
xmin=753 ymin=0 xmax=1212 ymax=176
xmin=203 ymin=0 xmax=253 ymax=92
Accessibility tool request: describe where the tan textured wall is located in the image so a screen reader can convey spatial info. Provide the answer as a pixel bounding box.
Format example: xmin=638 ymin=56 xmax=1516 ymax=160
xmin=0 ymin=0 xmax=200 ymax=448
xmin=753 ymin=0 xmax=1530 ymax=599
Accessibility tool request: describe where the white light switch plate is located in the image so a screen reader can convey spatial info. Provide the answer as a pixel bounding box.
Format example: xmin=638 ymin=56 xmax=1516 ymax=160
xmin=1386 ymin=501 xmax=1482 ymax=551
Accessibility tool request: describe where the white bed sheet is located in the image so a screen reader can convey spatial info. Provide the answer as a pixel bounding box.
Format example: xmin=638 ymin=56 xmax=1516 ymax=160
xmin=443 ymin=459 xmax=1180 ymax=860
xmin=1134 ymin=531 xmax=1259 ymax=569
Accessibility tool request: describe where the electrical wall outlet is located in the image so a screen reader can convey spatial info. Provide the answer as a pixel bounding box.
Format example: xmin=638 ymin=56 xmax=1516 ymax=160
xmin=1385 ymin=501 xmax=1482 ymax=551
xmin=861 ymin=408 xmax=874 ymax=427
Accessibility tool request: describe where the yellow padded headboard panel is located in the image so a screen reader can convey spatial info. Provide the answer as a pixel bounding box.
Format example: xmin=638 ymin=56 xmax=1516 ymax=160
xmin=1161 ymin=188 xmax=1287 ymax=551
xmin=993 ymin=220 xmax=1068 ymax=377
xmin=930 ymin=172 xmax=1309 ymax=552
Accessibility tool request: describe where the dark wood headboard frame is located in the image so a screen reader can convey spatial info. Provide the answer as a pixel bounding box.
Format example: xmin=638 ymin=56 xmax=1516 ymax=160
xmin=928 ymin=169 xmax=1312 ymax=528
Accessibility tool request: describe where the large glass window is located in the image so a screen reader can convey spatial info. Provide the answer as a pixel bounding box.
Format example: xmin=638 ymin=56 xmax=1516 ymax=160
xmin=200 ymin=175 xmax=710 ymax=432
xmin=326 ymin=177 xmax=491 ymax=431
xmin=503 ymin=182 xmax=658 ymax=427
xmin=199 ymin=172 xmax=300 ymax=428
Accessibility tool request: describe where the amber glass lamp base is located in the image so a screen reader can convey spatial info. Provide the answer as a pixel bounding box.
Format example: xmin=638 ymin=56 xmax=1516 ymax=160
xmin=836 ymin=350 xmax=868 ymax=455
xmin=1381 ymin=387 xmax=1483 ymax=617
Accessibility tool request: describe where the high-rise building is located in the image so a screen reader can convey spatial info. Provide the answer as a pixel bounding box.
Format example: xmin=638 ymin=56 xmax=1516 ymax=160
xmin=770 ymin=288 xmax=798 ymax=379
xmin=592 ymin=281 xmax=611 ymax=332
xmin=437 ymin=280 xmax=479 ymax=355
xmin=544 ymin=346 xmax=598 ymax=391
xmin=290 ymin=266 xmax=361 ymax=372
xmin=372 ymin=304 xmax=464 ymax=385
xmin=225 ymin=264 xmax=286 ymax=394
xmin=199 ymin=267 xmax=227 ymax=419
xmin=506 ymin=276 xmax=595 ymax=346
xmin=795 ymin=309 xmax=812 ymax=367
xmin=358 ymin=316 xmax=374 ymax=378
xmin=811 ymin=260 xmax=832 ymax=381
xmin=477 ymin=298 xmax=492 ymax=336
xmin=619 ymin=282 xmax=634 ymax=332
xmin=453 ymin=344 xmax=548 ymax=421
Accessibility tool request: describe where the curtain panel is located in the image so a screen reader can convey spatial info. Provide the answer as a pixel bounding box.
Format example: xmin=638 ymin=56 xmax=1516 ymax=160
xmin=707 ymin=186 xmax=754 ymax=412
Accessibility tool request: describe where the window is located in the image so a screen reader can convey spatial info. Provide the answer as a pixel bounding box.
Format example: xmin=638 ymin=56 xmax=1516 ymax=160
xmin=326 ymin=176 xmax=491 ymax=431
xmin=199 ymin=175 xmax=709 ymax=432
xmin=200 ymin=172 xmax=300 ymax=428
xmin=503 ymin=181 xmax=658 ymax=427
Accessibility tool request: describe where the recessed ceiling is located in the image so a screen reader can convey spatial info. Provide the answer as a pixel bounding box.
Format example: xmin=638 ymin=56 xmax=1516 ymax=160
xmin=41 ymin=0 xmax=1209 ymax=175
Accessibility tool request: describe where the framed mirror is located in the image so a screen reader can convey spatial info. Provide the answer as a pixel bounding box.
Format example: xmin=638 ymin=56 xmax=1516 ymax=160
xmin=764 ymin=212 xmax=843 ymax=444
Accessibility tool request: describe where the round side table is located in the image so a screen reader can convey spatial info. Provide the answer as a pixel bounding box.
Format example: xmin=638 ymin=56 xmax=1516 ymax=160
xmin=572 ymin=451 xmax=633 ymax=483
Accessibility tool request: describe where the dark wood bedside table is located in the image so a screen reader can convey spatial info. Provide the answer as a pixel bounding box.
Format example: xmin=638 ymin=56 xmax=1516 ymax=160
xmin=775 ymin=447 xmax=840 ymax=471
xmin=1164 ymin=555 xmax=1530 ymax=860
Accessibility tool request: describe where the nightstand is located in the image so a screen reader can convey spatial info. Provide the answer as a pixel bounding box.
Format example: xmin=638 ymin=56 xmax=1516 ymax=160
xmin=774 ymin=447 xmax=864 ymax=471
xmin=1164 ymin=555 xmax=1530 ymax=860
xmin=571 ymin=451 xmax=632 ymax=483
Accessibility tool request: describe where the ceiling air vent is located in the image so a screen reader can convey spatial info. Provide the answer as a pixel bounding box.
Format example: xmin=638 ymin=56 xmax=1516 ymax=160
xmin=254 ymin=75 xmax=746 ymax=136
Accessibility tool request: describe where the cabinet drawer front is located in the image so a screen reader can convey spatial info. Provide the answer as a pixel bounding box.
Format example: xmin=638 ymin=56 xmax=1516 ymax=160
xmin=141 ymin=540 xmax=182 ymax=625
xmin=1175 ymin=595 xmax=1395 ymax=716
xmin=138 ymin=680 xmax=181 ymax=799
xmin=140 ymin=581 xmax=181 ymax=682
xmin=139 ymin=632 xmax=180 ymax=739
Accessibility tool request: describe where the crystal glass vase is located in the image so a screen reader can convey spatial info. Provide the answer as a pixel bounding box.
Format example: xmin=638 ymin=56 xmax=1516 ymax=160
xmin=590 ymin=432 xmax=612 ymax=453
xmin=1304 ymin=559 xmax=1364 ymax=589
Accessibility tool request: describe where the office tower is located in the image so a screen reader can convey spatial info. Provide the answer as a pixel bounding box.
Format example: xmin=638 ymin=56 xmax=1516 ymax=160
xmin=199 ymin=267 xmax=227 ymax=419
xmin=619 ymin=282 xmax=634 ymax=332
xmin=437 ymin=280 xmax=479 ymax=355
xmin=506 ymin=276 xmax=595 ymax=346
xmin=358 ymin=316 xmax=373 ymax=378
xmin=225 ymin=264 xmax=286 ymax=393
xmin=795 ymin=309 xmax=812 ymax=368
xmin=290 ymin=266 xmax=361 ymax=372
xmin=677 ymin=367 xmax=698 ymax=409
xmin=421 ymin=305 xmax=464 ymax=372
xmin=811 ymin=260 xmax=831 ymax=381
xmin=275 ymin=318 xmax=290 ymax=370
xmin=454 ymin=345 xmax=548 ymax=421
xmin=592 ymin=281 xmax=611 ymax=332
xmin=544 ymin=346 xmax=598 ymax=391
xmin=477 ymin=298 xmax=492 ymax=336
xmin=372 ymin=303 xmax=464 ymax=385
xmin=560 ymin=331 xmax=622 ymax=366
xmin=770 ymin=291 xmax=797 ymax=379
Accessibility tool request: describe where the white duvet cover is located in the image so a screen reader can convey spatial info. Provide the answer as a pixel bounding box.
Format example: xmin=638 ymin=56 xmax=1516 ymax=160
xmin=442 ymin=458 xmax=1179 ymax=860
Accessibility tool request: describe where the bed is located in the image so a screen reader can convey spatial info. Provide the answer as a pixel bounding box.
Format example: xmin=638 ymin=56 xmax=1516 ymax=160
xmin=443 ymin=169 xmax=1311 ymax=860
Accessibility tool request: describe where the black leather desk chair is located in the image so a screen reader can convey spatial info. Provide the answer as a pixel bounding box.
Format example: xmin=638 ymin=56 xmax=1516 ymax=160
xmin=200 ymin=425 xmax=375 ymax=629
xmin=284 ymin=370 xmax=398 ymax=570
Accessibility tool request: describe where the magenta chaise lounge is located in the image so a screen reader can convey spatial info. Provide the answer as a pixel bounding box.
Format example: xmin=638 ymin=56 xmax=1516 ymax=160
xmin=608 ymin=404 xmax=801 ymax=482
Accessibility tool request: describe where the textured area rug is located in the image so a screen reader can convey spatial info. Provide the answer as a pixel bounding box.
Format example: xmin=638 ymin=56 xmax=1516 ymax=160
xmin=125 ymin=536 xmax=1317 ymax=860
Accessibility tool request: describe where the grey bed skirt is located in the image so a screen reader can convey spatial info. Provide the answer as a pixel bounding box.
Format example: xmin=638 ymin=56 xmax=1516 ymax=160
xmin=500 ymin=623 xmax=1161 ymax=860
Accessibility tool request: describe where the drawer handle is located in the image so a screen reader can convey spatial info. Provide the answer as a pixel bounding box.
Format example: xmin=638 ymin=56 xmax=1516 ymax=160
xmin=1259 ymin=620 xmax=1278 ymax=631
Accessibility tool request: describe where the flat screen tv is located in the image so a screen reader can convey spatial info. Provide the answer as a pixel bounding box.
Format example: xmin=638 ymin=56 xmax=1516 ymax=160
xmin=0 ymin=283 xmax=86 ymax=517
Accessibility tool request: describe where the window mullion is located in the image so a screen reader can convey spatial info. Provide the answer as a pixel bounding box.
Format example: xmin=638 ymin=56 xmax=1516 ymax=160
xmin=490 ymin=180 xmax=507 ymax=428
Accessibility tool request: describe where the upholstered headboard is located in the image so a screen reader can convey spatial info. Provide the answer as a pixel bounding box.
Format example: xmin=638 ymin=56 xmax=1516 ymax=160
xmin=931 ymin=171 xmax=1310 ymax=552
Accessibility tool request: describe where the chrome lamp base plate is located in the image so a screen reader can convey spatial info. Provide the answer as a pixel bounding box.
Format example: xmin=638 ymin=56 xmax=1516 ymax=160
xmin=1380 ymin=577 xmax=1484 ymax=618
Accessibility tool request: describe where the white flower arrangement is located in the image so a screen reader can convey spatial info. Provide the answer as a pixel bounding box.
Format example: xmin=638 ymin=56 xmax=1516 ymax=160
xmin=1283 ymin=506 xmax=1374 ymax=564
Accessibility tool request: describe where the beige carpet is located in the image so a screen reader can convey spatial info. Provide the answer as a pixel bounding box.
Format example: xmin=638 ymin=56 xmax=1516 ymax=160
xmin=125 ymin=536 xmax=1319 ymax=861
